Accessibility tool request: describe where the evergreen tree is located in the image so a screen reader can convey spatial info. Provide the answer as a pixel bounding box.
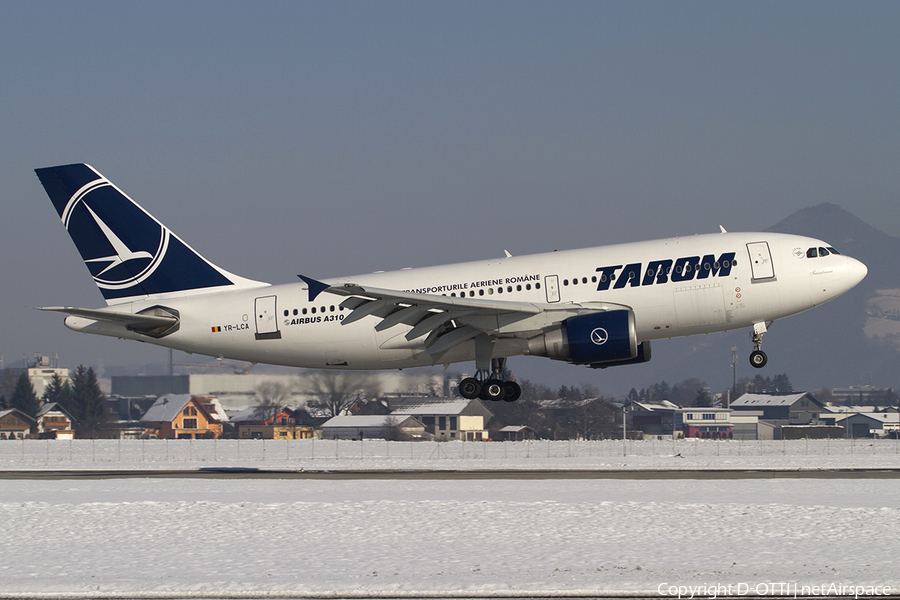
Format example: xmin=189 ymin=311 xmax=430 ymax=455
xmin=626 ymin=388 xmax=640 ymax=404
xmin=10 ymin=373 xmax=40 ymax=419
xmin=772 ymin=373 xmax=793 ymax=393
xmin=42 ymin=372 xmax=72 ymax=409
xmin=648 ymin=381 xmax=671 ymax=402
xmin=749 ymin=374 xmax=769 ymax=393
xmin=70 ymin=365 xmax=106 ymax=438
xmin=0 ymin=368 xmax=17 ymax=404
xmin=694 ymin=388 xmax=713 ymax=407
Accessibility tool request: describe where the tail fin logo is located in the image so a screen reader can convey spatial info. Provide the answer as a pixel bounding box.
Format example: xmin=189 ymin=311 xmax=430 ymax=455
xmin=62 ymin=177 xmax=170 ymax=291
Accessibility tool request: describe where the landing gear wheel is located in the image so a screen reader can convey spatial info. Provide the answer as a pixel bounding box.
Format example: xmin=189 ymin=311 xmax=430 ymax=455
xmin=503 ymin=381 xmax=521 ymax=402
xmin=749 ymin=350 xmax=768 ymax=369
xmin=479 ymin=379 xmax=506 ymax=401
xmin=458 ymin=377 xmax=481 ymax=399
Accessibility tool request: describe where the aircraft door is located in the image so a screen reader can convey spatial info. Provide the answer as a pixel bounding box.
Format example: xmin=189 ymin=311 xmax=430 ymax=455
xmin=545 ymin=275 xmax=560 ymax=303
xmin=747 ymin=242 xmax=775 ymax=280
xmin=254 ymin=295 xmax=282 ymax=340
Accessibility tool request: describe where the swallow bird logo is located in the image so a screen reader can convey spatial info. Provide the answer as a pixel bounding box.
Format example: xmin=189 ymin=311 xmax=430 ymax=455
xmin=590 ymin=327 xmax=609 ymax=345
xmin=62 ymin=177 xmax=169 ymax=291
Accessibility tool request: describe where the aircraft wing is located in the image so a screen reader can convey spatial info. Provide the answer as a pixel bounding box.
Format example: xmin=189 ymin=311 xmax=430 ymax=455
xmin=299 ymin=275 xmax=630 ymax=360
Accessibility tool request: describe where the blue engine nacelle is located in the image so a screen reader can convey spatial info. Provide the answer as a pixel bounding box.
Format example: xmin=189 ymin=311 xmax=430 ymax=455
xmin=526 ymin=309 xmax=646 ymax=367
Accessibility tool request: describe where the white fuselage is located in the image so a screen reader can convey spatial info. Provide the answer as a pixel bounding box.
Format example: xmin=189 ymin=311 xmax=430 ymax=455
xmin=64 ymin=231 xmax=866 ymax=370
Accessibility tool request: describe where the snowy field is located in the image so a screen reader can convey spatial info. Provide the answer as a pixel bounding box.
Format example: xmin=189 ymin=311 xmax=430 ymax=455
xmin=2 ymin=437 xmax=900 ymax=472
xmin=1 ymin=440 xmax=899 ymax=599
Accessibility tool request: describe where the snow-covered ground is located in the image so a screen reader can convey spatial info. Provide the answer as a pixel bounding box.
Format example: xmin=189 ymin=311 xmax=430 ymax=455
xmin=1 ymin=440 xmax=899 ymax=598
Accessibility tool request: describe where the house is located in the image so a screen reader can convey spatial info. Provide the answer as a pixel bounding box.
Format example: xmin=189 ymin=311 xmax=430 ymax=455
xmin=498 ymin=425 xmax=536 ymax=441
xmin=35 ymin=402 xmax=76 ymax=439
xmin=320 ymin=414 xmax=428 ymax=440
xmin=238 ymin=424 xmax=315 ymax=439
xmin=385 ymin=397 xmax=493 ymax=441
xmin=0 ymin=409 xmax=36 ymax=440
xmin=140 ymin=394 xmax=223 ymax=439
xmin=731 ymin=393 xmax=828 ymax=425
xmin=231 ymin=406 xmax=308 ymax=439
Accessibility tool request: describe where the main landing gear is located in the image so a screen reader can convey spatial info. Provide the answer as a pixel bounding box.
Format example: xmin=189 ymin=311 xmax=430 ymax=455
xmin=458 ymin=357 xmax=521 ymax=402
xmin=749 ymin=321 xmax=769 ymax=369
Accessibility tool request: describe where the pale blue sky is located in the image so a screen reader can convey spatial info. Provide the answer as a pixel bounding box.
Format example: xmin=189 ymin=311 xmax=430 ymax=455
xmin=2 ymin=1 xmax=898 ymax=391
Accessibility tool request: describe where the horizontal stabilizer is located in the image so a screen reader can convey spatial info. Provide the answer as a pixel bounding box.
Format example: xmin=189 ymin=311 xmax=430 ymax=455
xmin=37 ymin=306 xmax=179 ymax=337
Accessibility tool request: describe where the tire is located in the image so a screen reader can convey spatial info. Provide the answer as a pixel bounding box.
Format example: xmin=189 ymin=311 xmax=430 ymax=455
xmin=458 ymin=377 xmax=481 ymax=399
xmin=749 ymin=350 xmax=768 ymax=369
xmin=503 ymin=381 xmax=522 ymax=402
xmin=481 ymin=379 xmax=505 ymax=401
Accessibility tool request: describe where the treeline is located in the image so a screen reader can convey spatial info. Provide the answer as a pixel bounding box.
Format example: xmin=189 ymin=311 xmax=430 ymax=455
xmin=487 ymin=381 xmax=620 ymax=440
xmin=0 ymin=367 xmax=107 ymax=438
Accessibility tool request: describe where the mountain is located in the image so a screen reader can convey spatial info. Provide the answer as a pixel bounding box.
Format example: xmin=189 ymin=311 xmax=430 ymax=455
xmin=762 ymin=203 xmax=900 ymax=389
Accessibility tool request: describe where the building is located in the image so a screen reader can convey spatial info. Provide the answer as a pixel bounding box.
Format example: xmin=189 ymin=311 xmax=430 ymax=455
xmin=626 ymin=401 xmax=740 ymax=439
xmin=140 ymin=394 xmax=223 ymax=439
xmin=385 ymin=398 xmax=493 ymax=441
xmin=730 ymin=411 xmax=775 ymax=440
xmin=626 ymin=400 xmax=682 ymax=438
xmin=833 ymin=412 xmax=900 ymax=438
xmin=9 ymin=355 xmax=70 ymax=400
xmin=35 ymin=402 xmax=76 ymax=439
xmin=232 ymin=406 xmax=313 ymax=439
xmin=320 ymin=414 xmax=428 ymax=440
xmin=830 ymin=386 xmax=897 ymax=406
xmin=238 ymin=424 xmax=316 ymax=439
xmin=731 ymin=393 xmax=828 ymax=425
xmin=112 ymin=371 xmax=446 ymax=411
xmin=681 ymin=408 xmax=733 ymax=438
xmin=0 ymin=409 xmax=35 ymax=440
xmin=498 ymin=425 xmax=536 ymax=441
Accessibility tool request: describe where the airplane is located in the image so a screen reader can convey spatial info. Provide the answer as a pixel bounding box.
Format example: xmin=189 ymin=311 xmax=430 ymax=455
xmin=35 ymin=163 xmax=867 ymax=402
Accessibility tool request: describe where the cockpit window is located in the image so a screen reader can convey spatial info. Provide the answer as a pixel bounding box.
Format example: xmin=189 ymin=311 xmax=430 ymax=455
xmin=807 ymin=248 xmax=818 ymax=258
xmin=827 ymin=247 xmax=841 ymax=255
xmin=818 ymin=247 xmax=829 ymax=257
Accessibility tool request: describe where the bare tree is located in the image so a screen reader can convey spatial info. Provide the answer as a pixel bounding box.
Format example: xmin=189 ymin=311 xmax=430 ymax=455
xmin=253 ymin=380 xmax=295 ymax=423
xmin=383 ymin=415 xmax=402 ymax=441
xmin=304 ymin=371 xmax=382 ymax=417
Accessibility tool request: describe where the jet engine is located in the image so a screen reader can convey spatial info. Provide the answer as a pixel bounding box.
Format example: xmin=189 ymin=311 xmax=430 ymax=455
xmin=526 ymin=309 xmax=649 ymax=367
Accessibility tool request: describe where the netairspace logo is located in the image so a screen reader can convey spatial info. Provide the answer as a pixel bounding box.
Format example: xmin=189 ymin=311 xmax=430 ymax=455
xmin=657 ymin=582 xmax=893 ymax=599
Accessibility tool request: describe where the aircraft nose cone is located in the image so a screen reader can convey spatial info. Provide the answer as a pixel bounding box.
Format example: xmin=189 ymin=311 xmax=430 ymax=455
xmin=846 ymin=256 xmax=867 ymax=288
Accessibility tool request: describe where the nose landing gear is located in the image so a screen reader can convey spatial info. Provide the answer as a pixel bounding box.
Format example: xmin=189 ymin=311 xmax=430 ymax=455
xmin=458 ymin=357 xmax=521 ymax=402
xmin=749 ymin=321 xmax=769 ymax=369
